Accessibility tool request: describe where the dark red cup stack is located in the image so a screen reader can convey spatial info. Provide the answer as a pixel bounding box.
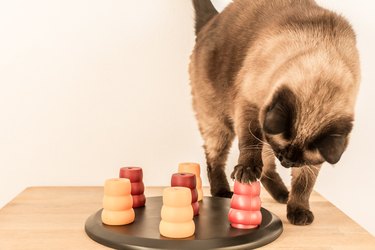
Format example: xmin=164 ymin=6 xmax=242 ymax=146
xmin=119 ymin=167 xmax=146 ymax=208
xmin=228 ymin=180 xmax=262 ymax=229
xmin=171 ymin=173 xmax=199 ymax=216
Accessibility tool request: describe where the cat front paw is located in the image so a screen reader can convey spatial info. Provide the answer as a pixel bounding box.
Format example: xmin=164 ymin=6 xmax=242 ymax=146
xmin=287 ymin=205 xmax=314 ymax=225
xmin=230 ymin=164 xmax=262 ymax=183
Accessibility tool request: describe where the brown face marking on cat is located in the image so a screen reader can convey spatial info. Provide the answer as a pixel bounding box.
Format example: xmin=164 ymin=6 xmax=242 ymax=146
xmin=262 ymin=85 xmax=354 ymax=167
xmin=266 ymin=134 xmax=289 ymax=149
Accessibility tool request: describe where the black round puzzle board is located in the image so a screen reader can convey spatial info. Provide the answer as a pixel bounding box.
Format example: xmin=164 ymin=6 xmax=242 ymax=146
xmin=85 ymin=196 xmax=283 ymax=249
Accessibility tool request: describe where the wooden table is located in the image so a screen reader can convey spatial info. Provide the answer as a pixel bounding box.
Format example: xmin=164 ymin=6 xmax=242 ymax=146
xmin=1 ymin=187 xmax=374 ymax=250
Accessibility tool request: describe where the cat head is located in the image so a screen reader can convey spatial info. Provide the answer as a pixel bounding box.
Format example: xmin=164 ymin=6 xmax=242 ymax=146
xmin=261 ymin=85 xmax=354 ymax=168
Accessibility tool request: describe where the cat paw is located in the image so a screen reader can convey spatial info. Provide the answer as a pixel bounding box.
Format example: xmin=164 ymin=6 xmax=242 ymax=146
xmin=287 ymin=206 xmax=314 ymax=225
xmin=211 ymin=189 xmax=233 ymax=198
xmin=230 ymin=164 xmax=262 ymax=183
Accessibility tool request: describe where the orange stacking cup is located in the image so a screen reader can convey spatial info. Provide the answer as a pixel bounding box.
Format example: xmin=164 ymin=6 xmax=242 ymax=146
xmin=159 ymin=187 xmax=195 ymax=238
xmin=104 ymin=178 xmax=131 ymax=196
xmin=197 ymin=190 xmax=203 ymax=201
xmin=178 ymin=162 xmax=200 ymax=177
xmin=162 ymin=187 xmax=192 ymax=207
xmin=102 ymin=195 xmax=133 ymax=211
xmin=161 ymin=205 xmax=193 ymax=223
xmin=159 ymin=220 xmax=195 ymax=239
xmin=101 ymin=209 xmax=135 ymax=226
xmin=178 ymin=162 xmax=203 ymax=201
xmin=101 ymin=178 xmax=135 ymax=226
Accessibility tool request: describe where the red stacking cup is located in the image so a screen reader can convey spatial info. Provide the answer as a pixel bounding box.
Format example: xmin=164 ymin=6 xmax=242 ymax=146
xmin=132 ymin=194 xmax=146 ymax=208
xmin=171 ymin=173 xmax=199 ymax=216
xmin=129 ymin=181 xmax=145 ymax=196
xmin=233 ymin=181 xmax=260 ymax=196
xmin=228 ymin=181 xmax=262 ymax=229
xmin=119 ymin=167 xmax=143 ymax=183
xmin=228 ymin=209 xmax=262 ymax=229
xmin=119 ymin=167 xmax=146 ymax=208
xmin=171 ymin=173 xmax=196 ymax=189
xmin=230 ymin=195 xmax=261 ymax=211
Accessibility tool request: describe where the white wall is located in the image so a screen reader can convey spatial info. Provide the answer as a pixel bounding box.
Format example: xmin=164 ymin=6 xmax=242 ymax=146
xmin=312 ymin=0 xmax=375 ymax=237
xmin=0 ymin=0 xmax=374 ymax=236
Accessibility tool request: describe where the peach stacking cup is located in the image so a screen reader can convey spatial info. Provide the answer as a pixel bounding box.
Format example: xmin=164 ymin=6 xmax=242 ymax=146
xmin=101 ymin=178 xmax=135 ymax=226
xmin=178 ymin=162 xmax=203 ymax=201
xmin=159 ymin=187 xmax=195 ymax=238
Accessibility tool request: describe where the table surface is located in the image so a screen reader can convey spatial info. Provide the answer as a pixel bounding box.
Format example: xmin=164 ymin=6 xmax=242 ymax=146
xmin=1 ymin=187 xmax=374 ymax=250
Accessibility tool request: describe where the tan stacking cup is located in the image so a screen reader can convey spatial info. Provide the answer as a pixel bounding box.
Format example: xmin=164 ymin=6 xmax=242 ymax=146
xmin=178 ymin=163 xmax=203 ymax=201
xmin=159 ymin=220 xmax=195 ymax=239
xmin=162 ymin=187 xmax=192 ymax=207
xmin=178 ymin=162 xmax=200 ymax=176
xmin=102 ymin=195 xmax=133 ymax=211
xmin=104 ymin=178 xmax=131 ymax=196
xmin=159 ymin=187 xmax=195 ymax=238
xmin=101 ymin=209 xmax=135 ymax=226
xmin=101 ymin=178 xmax=135 ymax=226
xmin=161 ymin=205 xmax=194 ymax=223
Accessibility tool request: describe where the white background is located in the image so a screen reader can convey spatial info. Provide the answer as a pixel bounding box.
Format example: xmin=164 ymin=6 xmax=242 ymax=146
xmin=0 ymin=0 xmax=374 ymax=236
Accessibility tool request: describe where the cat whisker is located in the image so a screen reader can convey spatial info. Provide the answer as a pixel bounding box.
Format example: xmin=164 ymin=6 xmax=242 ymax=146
xmin=242 ymin=145 xmax=264 ymax=149
xmin=263 ymin=151 xmax=276 ymax=158
xmin=248 ymin=120 xmax=270 ymax=146
xmin=260 ymin=170 xmax=273 ymax=180
xmin=307 ymin=164 xmax=320 ymax=174
xmin=302 ymin=163 xmax=320 ymax=194
xmin=302 ymin=166 xmax=310 ymax=194
xmin=263 ymin=143 xmax=272 ymax=149
xmin=241 ymin=146 xmax=264 ymax=151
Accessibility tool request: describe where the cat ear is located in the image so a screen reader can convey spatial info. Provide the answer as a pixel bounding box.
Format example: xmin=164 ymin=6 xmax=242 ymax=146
xmin=263 ymin=103 xmax=288 ymax=134
xmin=316 ymin=135 xmax=347 ymax=164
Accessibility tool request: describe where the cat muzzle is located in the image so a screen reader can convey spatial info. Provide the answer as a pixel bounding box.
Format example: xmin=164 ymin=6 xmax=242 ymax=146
xmin=277 ymin=154 xmax=300 ymax=168
xmin=278 ymin=156 xmax=296 ymax=168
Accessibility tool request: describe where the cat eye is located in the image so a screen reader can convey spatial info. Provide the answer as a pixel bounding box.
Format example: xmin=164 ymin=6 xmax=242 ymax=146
xmin=263 ymin=86 xmax=296 ymax=137
xmin=263 ymin=103 xmax=288 ymax=134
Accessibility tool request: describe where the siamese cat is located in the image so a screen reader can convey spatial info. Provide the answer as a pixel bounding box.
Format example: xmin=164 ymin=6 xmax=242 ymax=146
xmin=189 ymin=0 xmax=360 ymax=225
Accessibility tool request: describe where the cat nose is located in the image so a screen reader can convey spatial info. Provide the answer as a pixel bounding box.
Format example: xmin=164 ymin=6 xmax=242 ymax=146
xmin=276 ymin=154 xmax=283 ymax=161
xmin=281 ymin=160 xmax=293 ymax=168
xmin=280 ymin=158 xmax=294 ymax=168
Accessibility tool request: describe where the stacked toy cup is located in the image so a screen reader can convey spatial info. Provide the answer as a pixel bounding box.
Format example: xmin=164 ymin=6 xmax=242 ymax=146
xmin=159 ymin=187 xmax=195 ymax=238
xmin=228 ymin=180 xmax=262 ymax=229
xmin=178 ymin=162 xmax=203 ymax=201
xmin=119 ymin=167 xmax=146 ymax=208
xmin=101 ymin=178 xmax=135 ymax=225
xmin=171 ymin=173 xmax=199 ymax=216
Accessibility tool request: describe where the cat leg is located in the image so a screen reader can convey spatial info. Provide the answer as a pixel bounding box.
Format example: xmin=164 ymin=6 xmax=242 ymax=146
xmin=230 ymin=104 xmax=263 ymax=183
xmin=287 ymin=165 xmax=321 ymax=225
xmin=260 ymin=145 xmax=289 ymax=203
xmin=200 ymin=116 xmax=235 ymax=198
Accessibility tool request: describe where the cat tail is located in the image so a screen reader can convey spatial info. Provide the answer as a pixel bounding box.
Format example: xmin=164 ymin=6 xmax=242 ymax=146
xmin=192 ymin=0 xmax=218 ymax=35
